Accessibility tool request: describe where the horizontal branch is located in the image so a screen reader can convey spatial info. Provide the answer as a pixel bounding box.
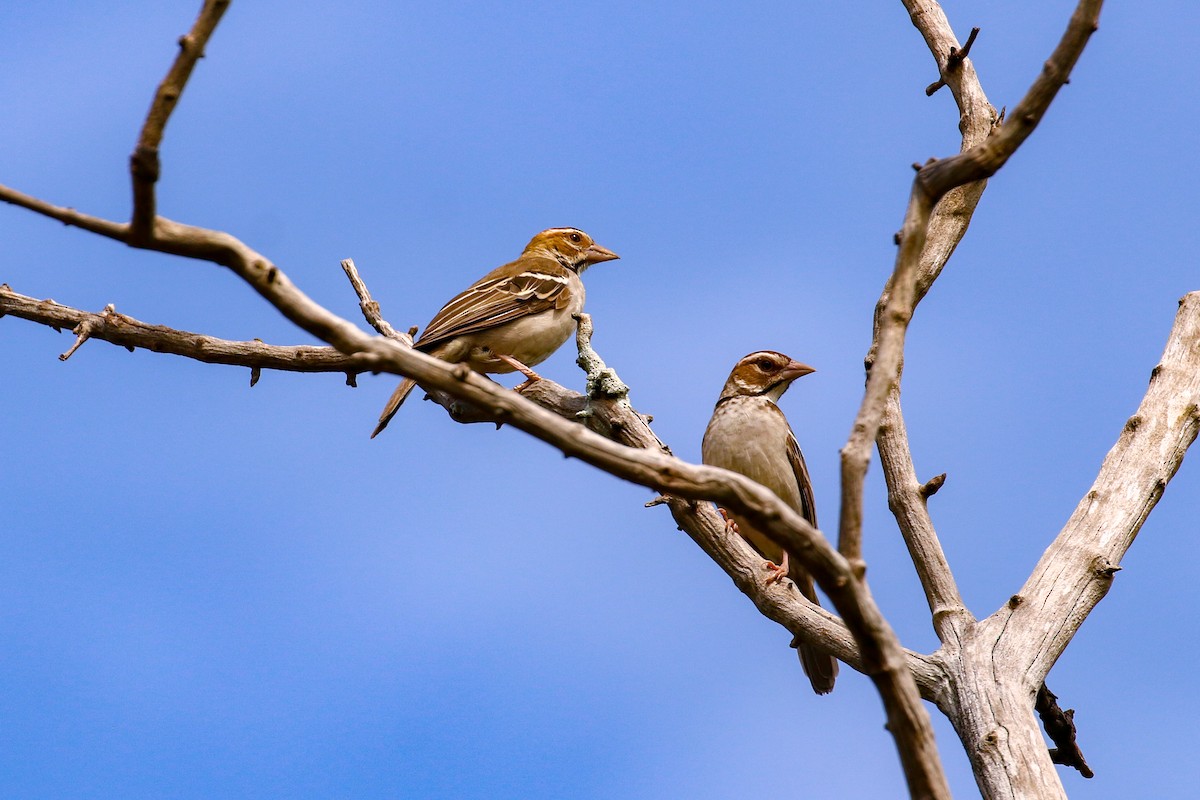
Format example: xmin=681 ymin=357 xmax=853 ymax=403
xmin=0 ymin=284 xmax=362 ymax=377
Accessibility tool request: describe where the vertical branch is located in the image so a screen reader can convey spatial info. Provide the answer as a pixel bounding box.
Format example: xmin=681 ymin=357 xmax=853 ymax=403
xmin=838 ymin=185 xmax=932 ymax=565
xmin=129 ymin=0 xmax=231 ymax=240
xmin=872 ymin=6 xmax=999 ymax=641
xmin=879 ymin=386 xmax=971 ymax=639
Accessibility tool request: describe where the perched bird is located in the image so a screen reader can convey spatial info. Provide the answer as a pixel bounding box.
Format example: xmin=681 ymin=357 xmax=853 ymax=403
xmin=701 ymin=350 xmax=839 ymax=694
xmin=371 ymin=228 xmax=619 ymax=437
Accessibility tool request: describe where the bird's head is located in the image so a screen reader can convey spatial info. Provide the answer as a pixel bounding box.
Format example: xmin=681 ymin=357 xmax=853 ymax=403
xmin=718 ymin=351 xmax=815 ymax=404
xmin=522 ymin=228 xmax=620 ymax=273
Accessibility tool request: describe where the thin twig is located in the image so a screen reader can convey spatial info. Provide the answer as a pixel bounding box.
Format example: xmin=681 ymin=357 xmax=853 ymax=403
xmin=340 ymin=258 xmax=410 ymax=343
xmin=130 ymin=0 xmax=230 ymax=240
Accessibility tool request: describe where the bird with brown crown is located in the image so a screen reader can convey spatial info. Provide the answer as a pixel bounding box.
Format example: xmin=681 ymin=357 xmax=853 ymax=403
xmin=701 ymin=350 xmax=839 ymax=694
xmin=371 ymin=228 xmax=619 ymax=438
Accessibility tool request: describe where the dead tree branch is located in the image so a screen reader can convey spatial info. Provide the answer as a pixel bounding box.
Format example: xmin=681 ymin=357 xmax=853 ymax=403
xmin=1009 ymin=291 xmax=1200 ymax=683
xmin=0 ymin=283 xmax=363 ymax=378
xmin=130 ymin=0 xmax=230 ymax=240
xmin=829 ymin=1 xmax=1106 ymax=795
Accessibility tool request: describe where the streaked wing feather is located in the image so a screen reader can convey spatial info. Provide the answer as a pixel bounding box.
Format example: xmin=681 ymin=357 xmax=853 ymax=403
xmin=785 ymin=431 xmax=818 ymax=527
xmin=415 ymin=259 xmax=571 ymax=349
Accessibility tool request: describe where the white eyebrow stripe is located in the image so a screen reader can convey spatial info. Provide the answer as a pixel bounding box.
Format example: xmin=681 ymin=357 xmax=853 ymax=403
xmin=516 ymin=271 xmax=570 ymax=283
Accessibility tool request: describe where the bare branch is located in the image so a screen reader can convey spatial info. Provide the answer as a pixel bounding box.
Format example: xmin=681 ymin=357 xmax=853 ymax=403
xmin=828 ymin=4 xmax=1106 ymax=794
xmin=866 ymin=0 xmax=1101 ymax=641
xmin=0 ymin=184 xmax=130 ymax=241
xmin=924 ymin=26 xmax=980 ymax=96
xmin=0 ymin=284 xmax=362 ymax=375
xmin=340 ymin=258 xmax=411 ymax=343
xmin=879 ymin=387 xmax=970 ymax=641
xmin=916 ymin=2 xmax=1104 ymax=199
xmin=130 ymin=0 xmax=230 ymax=240
xmin=1008 ymin=292 xmax=1200 ymax=682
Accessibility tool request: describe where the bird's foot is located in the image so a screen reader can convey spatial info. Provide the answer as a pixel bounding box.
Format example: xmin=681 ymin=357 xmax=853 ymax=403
xmin=717 ymin=507 xmax=740 ymax=536
xmin=495 ymin=354 xmax=542 ymax=391
xmin=764 ymin=551 xmax=790 ymax=586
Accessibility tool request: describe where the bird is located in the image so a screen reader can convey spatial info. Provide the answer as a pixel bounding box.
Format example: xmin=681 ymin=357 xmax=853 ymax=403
xmin=371 ymin=227 xmax=619 ymax=438
xmin=701 ymin=350 xmax=839 ymax=694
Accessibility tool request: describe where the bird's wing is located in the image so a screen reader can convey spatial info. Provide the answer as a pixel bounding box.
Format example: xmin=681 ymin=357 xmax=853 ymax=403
xmin=414 ymin=258 xmax=573 ymax=350
xmin=785 ymin=429 xmax=818 ymax=528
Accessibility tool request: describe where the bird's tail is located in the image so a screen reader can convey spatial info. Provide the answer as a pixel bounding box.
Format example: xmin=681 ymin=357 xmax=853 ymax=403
xmin=798 ymin=641 xmax=839 ymax=696
xmin=792 ymin=569 xmax=839 ymax=695
xmin=370 ymin=377 xmax=418 ymax=438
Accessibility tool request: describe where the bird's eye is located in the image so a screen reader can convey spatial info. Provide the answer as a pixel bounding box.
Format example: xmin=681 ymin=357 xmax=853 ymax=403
xmin=757 ymin=359 xmax=776 ymax=372
xmin=570 ymin=233 xmax=582 ymax=243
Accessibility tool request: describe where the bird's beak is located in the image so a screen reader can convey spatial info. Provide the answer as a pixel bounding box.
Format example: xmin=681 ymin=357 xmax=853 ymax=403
xmin=783 ymin=359 xmax=816 ymax=381
xmin=584 ymin=243 xmax=620 ymax=264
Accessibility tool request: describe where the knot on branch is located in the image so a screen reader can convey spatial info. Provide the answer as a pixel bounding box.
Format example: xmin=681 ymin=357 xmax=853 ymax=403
xmin=925 ymin=27 xmax=981 ymax=96
xmin=130 ymin=144 xmax=161 ymax=184
xmin=919 ymin=473 xmax=947 ymax=499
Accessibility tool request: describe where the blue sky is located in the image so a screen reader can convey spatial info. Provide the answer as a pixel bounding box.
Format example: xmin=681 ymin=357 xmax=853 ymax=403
xmin=3 ymin=1 xmax=1198 ymax=797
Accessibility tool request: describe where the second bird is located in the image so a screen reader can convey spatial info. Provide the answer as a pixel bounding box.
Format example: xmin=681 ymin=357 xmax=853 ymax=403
xmin=372 ymin=228 xmax=619 ymax=437
xmin=702 ymin=350 xmax=839 ymax=695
